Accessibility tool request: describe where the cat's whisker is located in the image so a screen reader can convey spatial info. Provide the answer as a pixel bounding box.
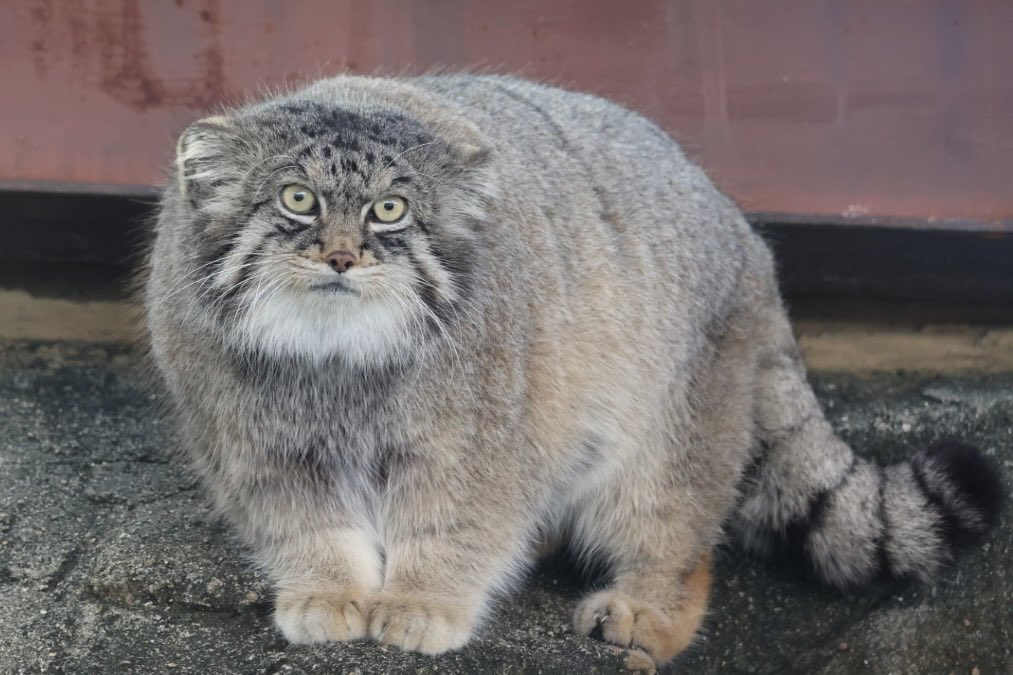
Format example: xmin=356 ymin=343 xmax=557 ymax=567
xmin=405 ymin=291 xmax=475 ymax=409
xmin=150 ymin=255 xmax=242 ymax=309
xmin=239 ymin=153 xmax=299 ymax=187
xmin=375 ymin=289 xmax=416 ymax=369
xmin=380 ymin=140 xmax=441 ymax=174
xmin=237 ymin=269 xmax=288 ymax=332
xmin=252 ymin=165 xmax=302 ymax=202
xmin=409 ymin=169 xmax=450 ymax=189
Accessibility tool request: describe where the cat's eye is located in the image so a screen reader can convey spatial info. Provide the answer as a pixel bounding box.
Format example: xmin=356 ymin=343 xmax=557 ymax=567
xmin=371 ymin=196 xmax=407 ymax=223
xmin=280 ymin=184 xmax=317 ymax=214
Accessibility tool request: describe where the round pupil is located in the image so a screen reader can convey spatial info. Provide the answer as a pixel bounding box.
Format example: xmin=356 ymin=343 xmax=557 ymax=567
xmin=293 ymin=192 xmax=305 ymax=202
xmin=384 ymin=202 xmax=394 ymax=211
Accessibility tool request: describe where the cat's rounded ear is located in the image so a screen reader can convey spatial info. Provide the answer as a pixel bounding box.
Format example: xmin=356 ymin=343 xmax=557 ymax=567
xmin=451 ymin=141 xmax=490 ymax=169
xmin=175 ymin=116 xmax=242 ymax=200
xmin=437 ymin=116 xmax=491 ymax=170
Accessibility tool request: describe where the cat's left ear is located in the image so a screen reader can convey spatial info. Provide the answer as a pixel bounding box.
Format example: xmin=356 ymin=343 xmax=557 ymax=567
xmin=175 ymin=116 xmax=243 ymax=200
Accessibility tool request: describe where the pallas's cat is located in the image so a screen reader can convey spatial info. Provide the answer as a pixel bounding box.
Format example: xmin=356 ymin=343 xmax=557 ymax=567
xmin=143 ymin=75 xmax=1001 ymax=665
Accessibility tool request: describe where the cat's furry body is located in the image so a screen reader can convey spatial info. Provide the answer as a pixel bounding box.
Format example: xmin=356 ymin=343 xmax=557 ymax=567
xmin=144 ymin=74 xmax=1002 ymax=664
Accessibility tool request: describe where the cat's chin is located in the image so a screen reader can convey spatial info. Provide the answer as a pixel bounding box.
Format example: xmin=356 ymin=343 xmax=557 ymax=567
xmin=232 ymin=287 xmax=417 ymax=366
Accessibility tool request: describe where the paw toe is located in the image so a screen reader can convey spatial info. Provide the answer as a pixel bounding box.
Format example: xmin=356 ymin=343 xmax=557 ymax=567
xmin=575 ymin=591 xmax=636 ymax=647
xmin=275 ymin=590 xmax=369 ymax=643
xmin=368 ymin=593 xmax=471 ymax=655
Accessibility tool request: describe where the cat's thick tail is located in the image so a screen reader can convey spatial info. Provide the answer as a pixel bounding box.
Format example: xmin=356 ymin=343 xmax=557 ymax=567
xmin=733 ymin=306 xmax=1003 ymax=589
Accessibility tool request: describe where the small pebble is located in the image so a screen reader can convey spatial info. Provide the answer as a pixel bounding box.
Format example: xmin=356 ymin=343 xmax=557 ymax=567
xmin=837 ymin=642 xmax=849 ymax=651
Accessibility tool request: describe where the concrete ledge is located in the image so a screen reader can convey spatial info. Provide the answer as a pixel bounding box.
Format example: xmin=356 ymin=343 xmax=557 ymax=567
xmin=795 ymin=320 xmax=1013 ymax=374
xmin=4 ymin=290 xmax=1013 ymax=374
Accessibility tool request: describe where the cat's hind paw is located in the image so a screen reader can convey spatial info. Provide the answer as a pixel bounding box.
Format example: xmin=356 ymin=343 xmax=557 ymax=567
xmin=575 ymin=555 xmax=711 ymax=665
xmin=368 ymin=592 xmax=474 ymax=655
xmin=274 ymin=588 xmax=370 ymax=643
xmin=574 ymin=589 xmax=700 ymax=665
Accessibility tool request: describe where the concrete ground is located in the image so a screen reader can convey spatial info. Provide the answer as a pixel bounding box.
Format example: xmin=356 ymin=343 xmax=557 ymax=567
xmin=1 ymin=332 xmax=1010 ymax=674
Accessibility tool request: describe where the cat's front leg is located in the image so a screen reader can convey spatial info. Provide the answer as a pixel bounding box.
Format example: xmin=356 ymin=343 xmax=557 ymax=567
xmin=269 ymin=525 xmax=383 ymax=644
xmin=218 ymin=467 xmax=384 ymax=644
xmin=368 ymin=446 xmax=533 ymax=655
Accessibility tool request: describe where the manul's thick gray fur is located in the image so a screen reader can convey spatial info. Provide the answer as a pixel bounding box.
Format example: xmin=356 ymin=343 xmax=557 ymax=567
xmin=142 ymin=74 xmax=1002 ymax=665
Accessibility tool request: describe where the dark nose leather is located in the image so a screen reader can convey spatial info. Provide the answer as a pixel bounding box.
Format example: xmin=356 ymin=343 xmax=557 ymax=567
xmin=325 ymin=250 xmax=357 ymax=273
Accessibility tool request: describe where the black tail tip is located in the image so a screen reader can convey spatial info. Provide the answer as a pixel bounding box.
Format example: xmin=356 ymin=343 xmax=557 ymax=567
xmin=925 ymin=440 xmax=1005 ymax=543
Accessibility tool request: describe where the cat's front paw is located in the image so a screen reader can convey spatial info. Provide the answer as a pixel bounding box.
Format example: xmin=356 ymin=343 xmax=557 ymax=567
xmin=274 ymin=588 xmax=371 ymax=643
xmin=367 ymin=591 xmax=474 ymax=655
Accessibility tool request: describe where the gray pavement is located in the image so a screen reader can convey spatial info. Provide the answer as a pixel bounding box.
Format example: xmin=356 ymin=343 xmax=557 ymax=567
xmin=1 ymin=341 xmax=1009 ymax=674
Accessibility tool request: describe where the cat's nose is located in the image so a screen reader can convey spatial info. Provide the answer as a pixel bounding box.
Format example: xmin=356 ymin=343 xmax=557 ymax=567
xmin=325 ymin=250 xmax=358 ymax=273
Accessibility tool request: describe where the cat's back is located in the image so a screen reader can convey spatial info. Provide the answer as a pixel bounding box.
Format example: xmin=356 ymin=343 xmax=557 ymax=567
xmin=412 ymin=74 xmax=724 ymax=210
xmin=413 ymin=74 xmax=681 ymax=180
xmin=410 ymin=74 xmax=750 ymax=338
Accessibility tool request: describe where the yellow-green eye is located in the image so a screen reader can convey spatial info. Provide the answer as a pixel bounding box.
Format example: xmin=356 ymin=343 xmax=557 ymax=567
xmin=371 ymin=196 xmax=407 ymax=223
xmin=280 ymin=184 xmax=317 ymax=214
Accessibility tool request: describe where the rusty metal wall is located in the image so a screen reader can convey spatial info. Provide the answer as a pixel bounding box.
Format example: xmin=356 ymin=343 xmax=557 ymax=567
xmin=3 ymin=0 xmax=1012 ymax=229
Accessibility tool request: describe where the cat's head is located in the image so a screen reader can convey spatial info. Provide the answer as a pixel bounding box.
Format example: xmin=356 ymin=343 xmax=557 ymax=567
xmin=162 ymin=94 xmax=493 ymax=366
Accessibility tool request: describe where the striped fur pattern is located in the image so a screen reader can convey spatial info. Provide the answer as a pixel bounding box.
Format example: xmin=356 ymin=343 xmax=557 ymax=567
xmin=734 ymin=313 xmax=1003 ymax=587
xmin=142 ymin=74 xmax=1002 ymax=666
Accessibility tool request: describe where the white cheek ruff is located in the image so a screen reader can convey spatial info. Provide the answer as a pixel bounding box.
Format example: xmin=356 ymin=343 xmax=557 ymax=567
xmin=235 ymin=286 xmax=416 ymax=366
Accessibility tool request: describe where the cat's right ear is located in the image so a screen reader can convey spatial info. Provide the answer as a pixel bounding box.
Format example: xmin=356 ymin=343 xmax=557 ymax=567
xmin=175 ymin=116 xmax=240 ymax=203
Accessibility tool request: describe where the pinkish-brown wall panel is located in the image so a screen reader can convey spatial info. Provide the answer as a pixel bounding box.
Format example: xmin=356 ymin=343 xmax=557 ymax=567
xmin=2 ymin=0 xmax=1011 ymax=228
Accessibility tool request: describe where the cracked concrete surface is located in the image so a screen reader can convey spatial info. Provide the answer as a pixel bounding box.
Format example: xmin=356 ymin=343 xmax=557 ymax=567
xmin=0 ymin=340 xmax=1009 ymax=674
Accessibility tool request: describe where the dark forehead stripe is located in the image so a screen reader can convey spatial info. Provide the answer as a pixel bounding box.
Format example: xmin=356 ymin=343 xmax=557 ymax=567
xmin=341 ymin=156 xmax=361 ymax=174
xmin=267 ymin=101 xmax=436 ymax=153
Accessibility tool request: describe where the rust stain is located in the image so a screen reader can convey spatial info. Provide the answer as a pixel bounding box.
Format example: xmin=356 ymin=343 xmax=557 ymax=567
xmin=66 ymin=0 xmax=89 ymax=61
xmin=193 ymin=0 xmax=227 ymax=109
xmin=96 ymin=0 xmax=168 ymax=109
xmin=43 ymin=0 xmax=228 ymax=111
xmin=29 ymin=0 xmax=55 ymax=77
